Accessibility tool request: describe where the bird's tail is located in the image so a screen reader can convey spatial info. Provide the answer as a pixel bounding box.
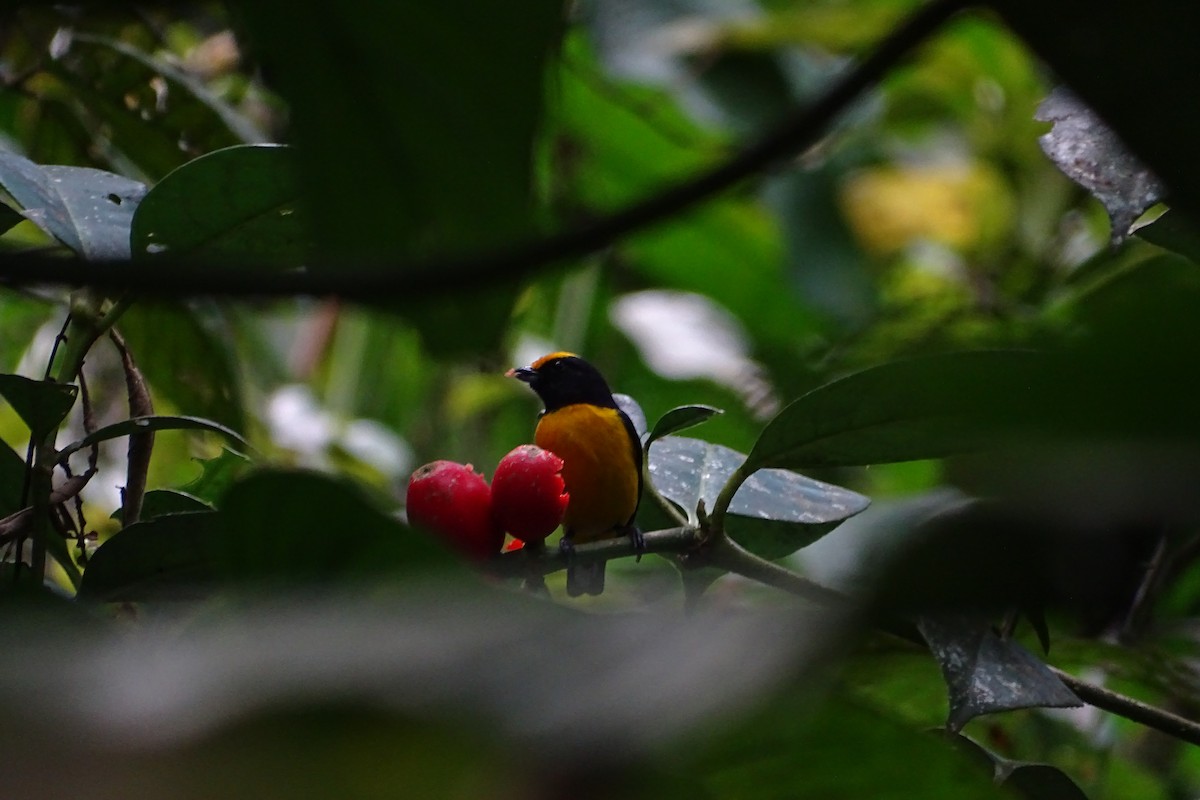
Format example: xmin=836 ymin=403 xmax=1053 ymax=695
xmin=566 ymin=560 xmax=605 ymax=597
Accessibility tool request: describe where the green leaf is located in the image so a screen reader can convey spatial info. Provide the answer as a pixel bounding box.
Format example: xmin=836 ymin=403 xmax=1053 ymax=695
xmin=647 ymin=436 xmax=868 ymax=559
xmin=0 ymin=373 xmax=78 ymax=440
xmin=697 ymin=691 xmax=1010 ymax=799
xmin=82 ymin=469 xmax=458 ymax=599
xmin=181 ymin=447 xmax=251 ymax=505
xmin=57 ymin=415 xmax=247 ymax=463
xmin=1002 ymin=763 xmax=1091 ymax=800
xmin=111 ymin=489 xmax=213 ymax=525
xmin=0 ymin=441 xmax=27 ymax=517
xmin=236 ymin=1 xmax=560 ymax=264
xmin=77 ymin=511 xmax=217 ymax=602
xmin=213 ymin=469 xmax=456 ymax=583
xmin=0 ymin=202 xmax=23 ymax=236
xmin=1135 ymin=210 xmax=1200 ymax=264
xmin=646 ymin=405 xmax=724 ymax=446
xmin=744 ymin=350 xmax=1048 ymax=472
xmin=115 ymin=302 xmax=245 ymax=430
xmin=130 ymin=144 xmax=311 ymax=268
xmin=917 ymin=615 xmax=1081 ymax=731
xmin=0 ymin=149 xmax=146 ymax=259
xmin=0 ymin=293 xmax=54 ymax=373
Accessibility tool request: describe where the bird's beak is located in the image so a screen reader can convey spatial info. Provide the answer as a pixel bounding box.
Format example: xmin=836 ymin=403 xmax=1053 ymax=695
xmin=507 ymin=365 xmax=536 ymax=383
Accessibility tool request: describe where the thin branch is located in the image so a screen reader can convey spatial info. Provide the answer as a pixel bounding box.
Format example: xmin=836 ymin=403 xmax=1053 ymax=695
xmin=494 ymin=522 xmax=1200 ymax=747
xmin=1050 ymin=667 xmax=1200 ymax=748
xmin=0 ymin=0 xmax=971 ymax=300
xmin=487 ymin=526 xmax=700 ymax=580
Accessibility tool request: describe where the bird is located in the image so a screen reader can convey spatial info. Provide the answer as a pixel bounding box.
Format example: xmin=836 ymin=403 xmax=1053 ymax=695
xmin=507 ymin=352 xmax=643 ymax=596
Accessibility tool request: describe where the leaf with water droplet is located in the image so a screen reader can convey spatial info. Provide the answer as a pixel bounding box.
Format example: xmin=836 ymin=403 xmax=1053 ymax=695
xmin=918 ymin=615 xmax=1080 ymax=731
xmin=0 ymin=150 xmax=145 ymax=259
xmin=131 ymin=144 xmax=312 ymax=269
xmin=645 ymin=436 xmax=868 ymax=558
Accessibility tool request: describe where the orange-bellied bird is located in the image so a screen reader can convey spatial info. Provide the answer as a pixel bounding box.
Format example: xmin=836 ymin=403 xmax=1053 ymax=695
xmin=507 ymin=352 xmax=643 ymax=596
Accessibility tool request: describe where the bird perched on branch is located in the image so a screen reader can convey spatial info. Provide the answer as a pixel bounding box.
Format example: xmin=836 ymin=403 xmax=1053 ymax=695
xmin=507 ymin=352 xmax=643 ymax=596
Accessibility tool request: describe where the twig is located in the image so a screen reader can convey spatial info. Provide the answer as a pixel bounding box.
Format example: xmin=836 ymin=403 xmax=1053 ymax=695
xmin=1050 ymin=667 xmax=1200 ymax=748
xmin=494 ymin=521 xmax=1200 ymax=747
xmin=0 ymin=0 xmax=971 ymax=300
xmin=487 ymin=526 xmax=700 ymax=580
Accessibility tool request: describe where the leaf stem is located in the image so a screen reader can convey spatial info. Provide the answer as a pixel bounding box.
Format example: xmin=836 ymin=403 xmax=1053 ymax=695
xmin=707 ymin=462 xmax=752 ymax=539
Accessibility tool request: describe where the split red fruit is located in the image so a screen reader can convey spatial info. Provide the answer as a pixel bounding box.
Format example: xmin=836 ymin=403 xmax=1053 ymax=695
xmin=491 ymin=444 xmax=569 ymax=544
xmin=406 ymin=460 xmax=502 ymax=560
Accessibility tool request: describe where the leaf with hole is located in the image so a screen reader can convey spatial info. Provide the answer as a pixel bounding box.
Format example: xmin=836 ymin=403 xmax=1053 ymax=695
xmin=130 ymin=144 xmax=311 ymax=268
xmin=55 ymin=32 xmax=264 ymax=180
xmin=646 ymin=404 xmax=723 ymax=446
xmin=744 ymin=350 xmax=1049 ymax=472
xmin=0 ymin=373 xmax=78 ymax=440
xmin=917 ymin=615 xmax=1080 ymax=731
xmin=647 ymin=435 xmax=868 ymax=559
xmin=0 ymin=150 xmax=145 ymax=259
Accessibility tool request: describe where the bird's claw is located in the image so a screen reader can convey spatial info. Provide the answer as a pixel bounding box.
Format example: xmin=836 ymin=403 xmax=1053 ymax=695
xmin=627 ymin=524 xmax=646 ymax=563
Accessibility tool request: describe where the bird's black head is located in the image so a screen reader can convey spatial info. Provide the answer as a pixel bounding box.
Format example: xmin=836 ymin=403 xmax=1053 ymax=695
xmin=507 ymin=352 xmax=618 ymax=412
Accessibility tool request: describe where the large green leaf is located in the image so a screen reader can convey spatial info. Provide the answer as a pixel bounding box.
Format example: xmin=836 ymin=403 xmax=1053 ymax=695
xmin=0 ymin=149 xmax=145 ymax=259
xmin=647 ymin=435 xmax=869 ymax=559
xmin=744 ymin=350 xmax=1048 ymax=472
xmin=236 ymin=1 xmax=561 ymax=265
xmin=130 ymin=144 xmax=310 ymax=268
xmin=211 ymin=470 xmax=444 ymax=583
xmin=81 ymin=469 xmax=457 ymax=599
xmin=77 ymin=511 xmax=218 ymax=602
xmin=0 ymin=373 xmax=78 ymax=440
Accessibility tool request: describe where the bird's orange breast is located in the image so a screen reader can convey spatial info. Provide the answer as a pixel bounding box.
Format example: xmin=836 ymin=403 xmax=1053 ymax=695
xmin=535 ymin=403 xmax=640 ymax=542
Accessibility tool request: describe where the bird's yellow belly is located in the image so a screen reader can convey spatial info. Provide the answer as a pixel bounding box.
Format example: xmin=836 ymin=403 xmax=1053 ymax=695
xmin=535 ymin=404 xmax=639 ymax=542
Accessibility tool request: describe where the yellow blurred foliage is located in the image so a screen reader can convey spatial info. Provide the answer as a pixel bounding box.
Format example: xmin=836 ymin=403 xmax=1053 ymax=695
xmin=839 ymin=163 xmax=1013 ymax=256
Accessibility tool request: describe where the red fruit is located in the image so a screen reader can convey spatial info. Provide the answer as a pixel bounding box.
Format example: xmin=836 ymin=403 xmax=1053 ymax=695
xmin=491 ymin=444 xmax=569 ymax=543
xmin=406 ymin=461 xmax=502 ymax=560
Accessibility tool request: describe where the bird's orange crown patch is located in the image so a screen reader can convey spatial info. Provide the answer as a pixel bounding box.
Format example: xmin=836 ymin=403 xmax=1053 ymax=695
xmin=531 ymin=351 xmax=578 ymax=370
